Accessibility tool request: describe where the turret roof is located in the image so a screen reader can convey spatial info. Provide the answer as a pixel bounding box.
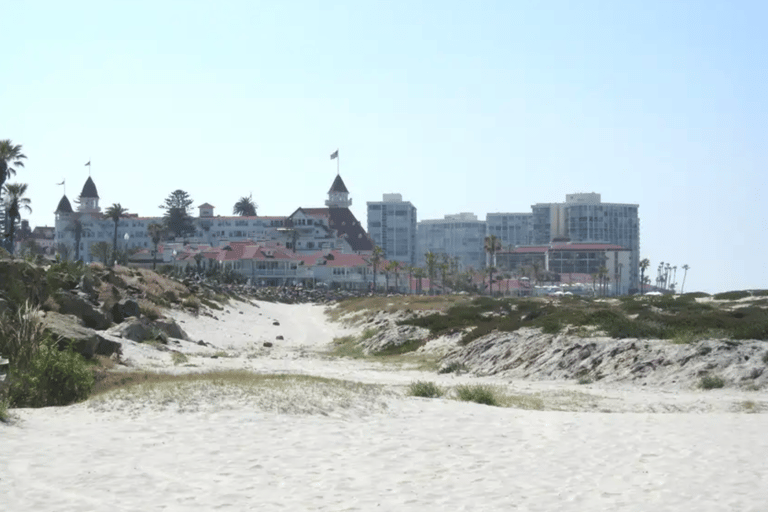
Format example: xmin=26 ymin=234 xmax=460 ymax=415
xmin=80 ymin=177 xmax=99 ymax=198
xmin=328 ymin=175 xmax=349 ymax=194
xmin=55 ymin=195 xmax=73 ymax=213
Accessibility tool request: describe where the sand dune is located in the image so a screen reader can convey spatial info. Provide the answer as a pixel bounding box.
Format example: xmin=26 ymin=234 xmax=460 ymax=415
xmin=2 ymin=300 xmax=767 ymax=511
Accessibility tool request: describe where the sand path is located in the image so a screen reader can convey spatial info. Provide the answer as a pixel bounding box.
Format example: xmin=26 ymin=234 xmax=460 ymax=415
xmin=2 ymin=300 xmax=768 ymax=511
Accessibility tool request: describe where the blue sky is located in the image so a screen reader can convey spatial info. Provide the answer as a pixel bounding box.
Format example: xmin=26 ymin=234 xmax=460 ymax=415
xmin=3 ymin=0 xmax=766 ymax=293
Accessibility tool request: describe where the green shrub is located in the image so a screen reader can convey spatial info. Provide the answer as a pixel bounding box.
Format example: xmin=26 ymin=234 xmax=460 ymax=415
xmin=408 ymin=381 xmax=443 ymax=398
xmin=455 ymin=384 xmax=501 ymax=406
xmin=713 ymin=290 xmax=750 ymax=301
xmin=699 ymin=374 xmax=725 ymax=390
xmin=8 ymin=338 xmax=94 ymax=407
xmin=0 ymin=398 xmax=9 ymax=423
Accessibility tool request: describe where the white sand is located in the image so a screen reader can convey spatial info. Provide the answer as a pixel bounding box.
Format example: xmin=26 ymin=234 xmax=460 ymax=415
xmin=2 ymin=300 xmax=768 ymax=511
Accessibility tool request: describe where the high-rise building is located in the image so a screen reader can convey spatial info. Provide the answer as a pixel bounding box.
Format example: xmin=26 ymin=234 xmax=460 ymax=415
xmin=417 ymin=213 xmax=486 ymax=271
xmin=485 ymin=213 xmax=533 ymax=248
xmin=531 ymin=193 xmax=640 ymax=289
xmin=367 ymin=193 xmax=417 ymax=266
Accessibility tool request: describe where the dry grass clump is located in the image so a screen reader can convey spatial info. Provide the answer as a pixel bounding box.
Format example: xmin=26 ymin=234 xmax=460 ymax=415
xmin=407 ymin=381 xmax=444 ymax=398
xmin=454 ymin=383 xmax=504 ymax=406
xmin=88 ymin=371 xmax=389 ymax=416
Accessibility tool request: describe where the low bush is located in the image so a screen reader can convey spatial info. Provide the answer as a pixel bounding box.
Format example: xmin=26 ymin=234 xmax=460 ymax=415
xmin=0 ymin=398 xmax=9 ymax=423
xmin=713 ymin=290 xmax=750 ymax=301
xmin=455 ymin=384 xmax=501 ymax=406
xmin=1 ymin=302 xmax=95 ymax=408
xmin=699 ymin=374 xmax=725 ymax=390
xmin=407 ymin=381 xmax=443 ymax=398
xmin=7 ymin=337 xmax=94 ymax=407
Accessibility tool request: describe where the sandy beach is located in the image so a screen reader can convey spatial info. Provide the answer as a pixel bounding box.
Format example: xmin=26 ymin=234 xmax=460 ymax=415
xmin=2 ymin=300 xmax=768 ymax=511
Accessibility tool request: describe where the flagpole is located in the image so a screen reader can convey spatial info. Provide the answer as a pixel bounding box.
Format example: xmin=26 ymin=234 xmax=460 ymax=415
xmin=337 ymin=150 xmax=340 ymax=175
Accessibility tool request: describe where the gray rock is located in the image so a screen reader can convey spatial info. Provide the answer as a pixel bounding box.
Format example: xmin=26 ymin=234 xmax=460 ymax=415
xmin=152 ymin=319 xmax=189 ymax=341
xmin=108 ymin=318 xmax=152 ymax=342
xmin=54 ymin=290 xmax=111 ymax=330
xmin=263 ymin=342 xmax=273 ymax=348
xmin=276 ymin=335 xmax=284 ymax=340
xmin=111 ymin=298 xmax=140 ymax=323
xmin=42 ymin=311 xmax=122 ymax=359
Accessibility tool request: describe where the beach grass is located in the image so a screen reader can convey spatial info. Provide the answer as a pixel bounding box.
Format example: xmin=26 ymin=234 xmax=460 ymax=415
xmin=407 ymin=380 xmax=444 ymax=398
xmin=88 ymin=370 xmax=389 ymax=415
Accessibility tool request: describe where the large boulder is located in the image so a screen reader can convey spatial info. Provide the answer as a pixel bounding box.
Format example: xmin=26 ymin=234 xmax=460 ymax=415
xmin=111 ymin=298 xmax=140 ymax=323
xmin=54 ymin=290 xmax=111 ymax=330
xmin=42 ymin=311 xmax=122 ymax=359
xmin=153 ymin=318 xmax=189 ymax=341
xmin=108 ymin=317 xmax=153 ymax=342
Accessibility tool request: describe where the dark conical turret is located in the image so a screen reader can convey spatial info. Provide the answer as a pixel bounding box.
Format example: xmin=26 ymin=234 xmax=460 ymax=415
xmin=328 ymin=175 xmax=349 ymax=194
xmin=80 ymin=177 xmax=99 ymax=198
xmin=55 ymin=195 xmax=73 ymax=214
xmin=326 ymin=174 xmax=352 ymax=208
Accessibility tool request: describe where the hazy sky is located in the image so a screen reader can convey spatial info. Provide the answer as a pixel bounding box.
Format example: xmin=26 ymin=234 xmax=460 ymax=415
xmin=3 ymin=1 xmax=766 ymax=293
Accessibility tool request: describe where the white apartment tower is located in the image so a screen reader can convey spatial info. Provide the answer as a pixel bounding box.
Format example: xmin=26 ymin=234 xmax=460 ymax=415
xmin=417 ymin=212 xmax=486 ymax=271
xmin=367 ymin=193 xmax=417 ymax=266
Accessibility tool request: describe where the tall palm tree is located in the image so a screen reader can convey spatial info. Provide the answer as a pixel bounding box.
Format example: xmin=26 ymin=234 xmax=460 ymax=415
xmin=369 ymin=246 xmax=384 ymax=294
xmin=680 ymin=264 xmax=690 ymax=294
xmin=639 ymin=258 xmax=650 ymax=295
xmin=0 ymin=140 xmax=27 ymax=205
xmin=3 ymin=183 xmax=32 ymax=255
xmin=104 ymin=203 xmax=129 ymax=266
xmin=147 ymin=223 xmax=165 ymax=270
xmin=484 ymin=235 xmax=501 ymax=294
xmin=425 ymin=251 xmax=438 ymax=295
xmin=597 ymin=265 xmax=609 ymax=296
xmin=233 ymin=194 xmax=257 ymax=216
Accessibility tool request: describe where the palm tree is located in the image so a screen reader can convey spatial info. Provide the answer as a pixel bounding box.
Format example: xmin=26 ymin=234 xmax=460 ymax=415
xmin=484 ymin=235 xmax=501 ymax=294
xmin=369 ymin=246 xmax=384 ymax=294
xmin=425 ymin=251 xmax=438 ymax=295
xmin=385 ymin=260 xmax=400 ymax=293
xmin=639 ymin=258 xmax=650 ymax=294
xmin=597 ymin=265 xmax=609 ymax=296
xmin=2 ymin=183 xmax=31 ymax=255
xmin=147 ymin=223 xmax=165 ymax=270
xmin=407 ymin=265 xmax=414 ymax=294
xmin=0 ymin=140 xmax=27 ymax=205
xmin=680 ymin=264 xmax=690 ymax=294
xmin=104 ymin=203 xmax=129 ymax=266
xmin=233 ymin=194 xmax=257 ymax=216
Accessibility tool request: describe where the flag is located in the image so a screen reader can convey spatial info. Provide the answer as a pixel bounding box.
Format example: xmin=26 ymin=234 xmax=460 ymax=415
xmin=85 ymin=161 xmax=91 ymax=167
xmin=56 ymin=180 xmax=65 ymax=186
xmin=330 ymin=150 xmax=338 ymax=160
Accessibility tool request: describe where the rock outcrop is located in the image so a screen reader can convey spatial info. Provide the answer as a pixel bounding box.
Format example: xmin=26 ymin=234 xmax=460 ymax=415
xmin=42 ymin=311 xmax=122 ymax=359
xmin=439 ymin=327 xmax=768 ymax=389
